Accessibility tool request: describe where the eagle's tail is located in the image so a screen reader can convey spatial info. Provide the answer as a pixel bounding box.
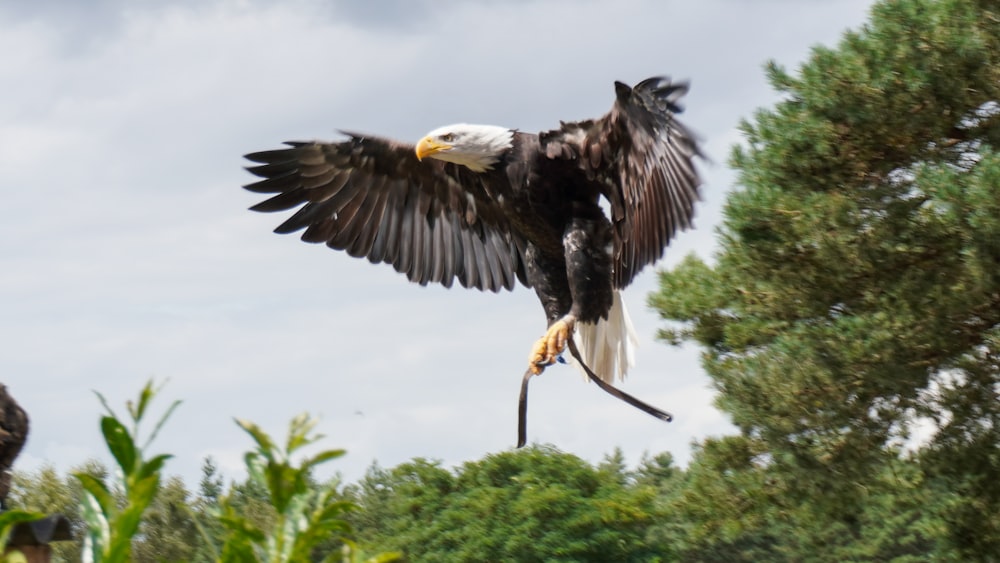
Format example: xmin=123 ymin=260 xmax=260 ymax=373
xmin=570 ymin=291 xmax=638 ymax=383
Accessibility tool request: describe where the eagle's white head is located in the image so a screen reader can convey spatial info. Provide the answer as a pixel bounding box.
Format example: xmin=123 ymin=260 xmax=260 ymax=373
xmin=415 ymin=124 xmax=514 ymax=172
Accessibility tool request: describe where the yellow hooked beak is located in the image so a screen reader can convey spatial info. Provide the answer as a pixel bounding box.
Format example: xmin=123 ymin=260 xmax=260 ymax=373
xmin=415 ymin=136 xmax=452 ymax=161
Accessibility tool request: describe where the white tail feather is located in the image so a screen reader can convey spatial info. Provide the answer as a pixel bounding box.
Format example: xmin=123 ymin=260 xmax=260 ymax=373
xmin=570 ymin=291 xmax=639 ymax=383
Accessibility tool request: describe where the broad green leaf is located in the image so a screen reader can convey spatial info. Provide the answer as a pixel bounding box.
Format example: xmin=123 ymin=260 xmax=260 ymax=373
xmin=78 ymin=490 xmax=111 ymax=560
xmin=101 ymin=416 xmax=137 ymax=474
xmin=135 ymin=453 xmax=174 ymax=482
xmin=302 ymin=449 xmax=347 ymax=470
xmin=74 ymin=473 xmax=115 ymax=516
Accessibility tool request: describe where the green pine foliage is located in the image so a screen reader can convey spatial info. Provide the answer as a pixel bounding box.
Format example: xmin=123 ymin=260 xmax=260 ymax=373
xmin=651 ymin=0 xmax=999 ymax=559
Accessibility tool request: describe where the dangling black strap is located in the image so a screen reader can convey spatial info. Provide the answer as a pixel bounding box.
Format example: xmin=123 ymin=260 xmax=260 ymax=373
xmin=516 ymin=368 xmax=534 ymax=448
xmin=516 ymin=340 xmax=672 ymax=448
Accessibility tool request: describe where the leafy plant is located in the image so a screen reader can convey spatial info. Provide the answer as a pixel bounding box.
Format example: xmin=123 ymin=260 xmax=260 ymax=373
xmin=74 ymin=380 xmax=180 ymax=563
xmin=15 ymin=379 xmax=394 ymax=562
xmin=212 ymin=413 xmax=399 ymax=563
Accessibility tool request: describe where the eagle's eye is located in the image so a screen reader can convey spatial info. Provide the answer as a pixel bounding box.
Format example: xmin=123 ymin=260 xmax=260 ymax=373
xmin=439 ymin=133 xmax=455 ymax=143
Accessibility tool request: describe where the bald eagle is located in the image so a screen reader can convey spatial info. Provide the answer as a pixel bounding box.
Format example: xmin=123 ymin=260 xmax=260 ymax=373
xmin=244 ymin=77 xmax=702 ymax=387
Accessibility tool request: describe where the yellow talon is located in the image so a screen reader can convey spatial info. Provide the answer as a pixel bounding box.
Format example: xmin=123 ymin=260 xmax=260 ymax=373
xmin=528 ymin=338 xmax=551 ymax=374
xmin=527 ymin=316 xmax=576 ymax=374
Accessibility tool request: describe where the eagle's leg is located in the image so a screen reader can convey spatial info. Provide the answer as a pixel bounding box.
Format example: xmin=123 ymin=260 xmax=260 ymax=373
xmin=525 ymin=215 xmax=613 ymax=374
xmin=528 ymin=314 xmax=576 ymax=374
xmin=524 ymin=243 xmax=574 ymax=375
xmin=528 ymin=217 xmax=613 ymax=374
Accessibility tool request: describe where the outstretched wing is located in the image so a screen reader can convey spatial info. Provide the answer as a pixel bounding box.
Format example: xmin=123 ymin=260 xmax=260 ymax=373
xmin=541 ymin=77 xmax=703 ymax=288
xmin=243 ymin=133 xmax=528 ymax=292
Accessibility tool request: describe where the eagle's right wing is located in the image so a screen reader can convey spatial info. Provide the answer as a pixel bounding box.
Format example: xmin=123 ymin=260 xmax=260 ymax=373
xmin=244 ymin=133 xmax=528 ymax=292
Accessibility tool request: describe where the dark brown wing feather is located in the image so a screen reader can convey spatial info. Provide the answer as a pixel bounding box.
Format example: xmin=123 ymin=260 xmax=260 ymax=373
xmin=244 ymin=134 xmax=527 ymax=292
xmin=541 ymin=77 xmax=703 ymax=288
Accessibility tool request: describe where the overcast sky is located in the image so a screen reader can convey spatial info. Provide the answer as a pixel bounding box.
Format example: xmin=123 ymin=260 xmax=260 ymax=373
xmin=3 ymin=0 xmax=877 ymax=488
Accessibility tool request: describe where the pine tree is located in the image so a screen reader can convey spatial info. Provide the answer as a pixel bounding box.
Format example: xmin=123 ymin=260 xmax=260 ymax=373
xmin=651 ymin=0 xmax=999 ymax=558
